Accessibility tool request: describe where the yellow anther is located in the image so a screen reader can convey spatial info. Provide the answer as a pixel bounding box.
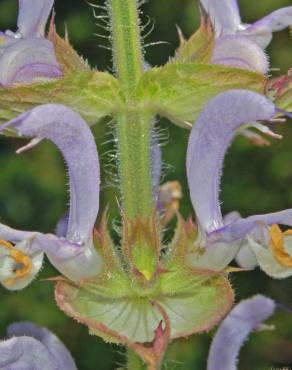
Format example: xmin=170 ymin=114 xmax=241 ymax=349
xmin=270 ymin=224 xmax=292 ymax=267
xmin=10 ymin=249 xmax=32 ymax=277
xmin=0 ymin=240 xmax=32 ymax=286
xmin=0 ymin=239 xmax=14 ymax=250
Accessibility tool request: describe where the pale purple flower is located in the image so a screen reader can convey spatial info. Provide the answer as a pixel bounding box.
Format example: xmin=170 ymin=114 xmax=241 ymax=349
xmin=207 ymin=295 xmax=276 ymax=370
xmin=0 ymin=104 xmax=103 ymax=290
xmin=0 ymin=0 xmax=62 ymax=86
xmin=200 ymin=0 xmax=292 ymax=73
xmin=186 ymin=89 xmax=292 ymax=271
xmin=0 ymin=322 xmax=77 ymax=370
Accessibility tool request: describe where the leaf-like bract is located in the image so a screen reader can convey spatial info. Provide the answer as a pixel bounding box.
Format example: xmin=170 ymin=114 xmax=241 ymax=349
xmin=55 ymin=267 xmax=233 ymax=344
xmin=0 ymin=71 xmax=122 ymax=136
xmin=136 ymin=63 xmax=266 ymax=128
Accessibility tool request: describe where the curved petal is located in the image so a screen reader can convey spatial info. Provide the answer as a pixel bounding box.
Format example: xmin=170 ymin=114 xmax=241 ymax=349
xmin=0 ymin=38 xmax=62 ymax=86
xmin=212 ymin=35 xmax=269 ymax=74
xmin=0 ymin=223 xmax=36 ymax=242
xmin=235 ymin=242 xmax=258 ymax=270
xmin=207 ymin=295 xmax=275 ymax=370
xmin=0 ymin=337 xmax=57 ymax=370
xmin=1 ymin=104 xmax=100 ymax=244
xmin=240 ymin=7 xmax=292 ymax=49
xmin=0 ymin=32 xmax=19 ymax=54
xmin=216 ymin=209 xmax=292 ymax=242
xmin=189 ymin=240 xmax=241 ymax=271
xmin=186 ymin=90 xmax=276 ymax=233
xmin=223 ymin=211 xmax=241 ymax=225
xmin=17 ymin=0 xmax=54 ymax=38
xmin=7 ymin=322 xmax=77 ymax=370
xmin=55 ymin=212 xmax=69 ymax=238
xmin=247 ymin=226 xmax=292 ymax=279
xmin=35 ymin=234 xmax=103 ymax=281
xmin=200 ymin=0 xmax=242 ymax=36
xmin=0 ymin=105 xmax=103 ymax=282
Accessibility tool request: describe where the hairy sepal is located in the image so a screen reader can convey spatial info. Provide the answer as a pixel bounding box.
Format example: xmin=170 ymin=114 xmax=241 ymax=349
xmin=136 ymin=63 xmax=266 ymax=129
xmin=122 ymin=215 xmax=161 ymax=283
xmin=164 ymin=214 xmax=198 ymax=267
xmin=268 ymin=70 xmax=292 ymax=111
xmin=174 ymin=19 xmax=215 ymax=63
xmin=0 ymin=71 xmax=122 ymax=136
xmin=48 ymin=21 xmax=90 ymax=75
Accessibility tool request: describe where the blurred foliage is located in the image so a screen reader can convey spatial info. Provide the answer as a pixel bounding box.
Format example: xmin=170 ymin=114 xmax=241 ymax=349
xmin=0 ymin=0 xmax=292 ymax=369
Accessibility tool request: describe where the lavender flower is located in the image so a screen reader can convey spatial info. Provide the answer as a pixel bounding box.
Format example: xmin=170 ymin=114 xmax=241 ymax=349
xmin=186 ymin=89 xmax=292 ymax=272
xmin=0 ymin=322 xmax=77 ymax=370
xmin=207 ymin=295 xmax=276 ymax=370
xmin=0 ymin=104 xmax=103 ymax=290
xmin=0 ymin=0 xmax=62 ymax=86
xmin=200 ymin=0 xmax=292 ymax=74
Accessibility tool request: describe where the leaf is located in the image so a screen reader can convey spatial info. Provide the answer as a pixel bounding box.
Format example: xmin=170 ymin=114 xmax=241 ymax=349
xmin=55 ymin=265 xmax=233 ymax=344
xmin=174 ymin=20 xmax=214 ymax=64
xmin=136 ymin=63 xmax=266 ymax=128
xmin=0 ymin=71 xmax=122 ymax=135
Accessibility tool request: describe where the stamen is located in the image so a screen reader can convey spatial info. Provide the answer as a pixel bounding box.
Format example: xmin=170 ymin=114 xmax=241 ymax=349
xmin=158 ymin=181 xmax=183 ymax=225
xmin=0 ymin=239 xmax=14 ymax=250
xmin=270 ymin=224 xmax=292 ymax=267
xmin=0 ymin=239 xmax=32 ymax=286
xmin=16 ymin=137 xmax=43 ymax=154
xmin=269 ymin=118 xmax=286 ymax=123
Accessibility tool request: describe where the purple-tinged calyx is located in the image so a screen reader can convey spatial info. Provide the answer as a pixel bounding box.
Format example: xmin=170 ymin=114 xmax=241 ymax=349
xmin=186 ymin=90 xmax=292 ymax=271
xmin=0 ymin=0 xmax=62 ymax=86
xmin=0 ymin=104 xmax=103 ymax=289
xmin=200 ymin=0 xmax=292 ymax=73
xmin=207 ymin=295 xmax=276 ymax=370
xmin=0 ymin=322 xmax=77 ymax=370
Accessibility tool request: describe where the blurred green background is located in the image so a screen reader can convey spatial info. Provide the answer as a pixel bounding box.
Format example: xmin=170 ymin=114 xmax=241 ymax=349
xmin=0 ymin=0 xmax=292 ymax=369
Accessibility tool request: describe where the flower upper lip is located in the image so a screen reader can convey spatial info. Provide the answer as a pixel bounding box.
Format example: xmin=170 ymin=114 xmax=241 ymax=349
xmin=0 ymin=103 xmax=103 ymax=288
xmin=207 ymin=295 xmax=276 ymax=370
xmin=0 ymin=0 xmax=62 ymax=86
xmin=200 ymin=0 xmax=292 ymax=48
xmin=200 ymin=0 xmax=292 ymax=74
xmin=0 ymin=321 xmax=77 ymax=370
xmin=186 ymin=89 xmax=292 ymax=271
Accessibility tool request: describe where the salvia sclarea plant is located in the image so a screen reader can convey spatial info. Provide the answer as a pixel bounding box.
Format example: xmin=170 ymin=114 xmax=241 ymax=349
xmin=1 ymin=0 xmax=292 ymax=369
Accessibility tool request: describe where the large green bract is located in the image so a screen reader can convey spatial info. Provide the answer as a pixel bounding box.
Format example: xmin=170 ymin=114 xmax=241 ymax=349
xmin=56 ymin=266 xmax=233 ymax=344
xmin=0 ymin=64 xmax=265 ymax=134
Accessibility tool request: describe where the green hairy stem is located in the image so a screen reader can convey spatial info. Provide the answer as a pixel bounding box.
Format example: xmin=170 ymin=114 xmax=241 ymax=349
xmin=107 ymin=0 xmax=158 ymax=368
xmin=107 ymin=0 xmax=154 ymax=219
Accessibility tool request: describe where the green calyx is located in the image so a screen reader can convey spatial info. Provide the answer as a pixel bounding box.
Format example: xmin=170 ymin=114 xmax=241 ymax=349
xmin=121 ymin=215 xmax=160 ymax=282
xmin=55 ymin=214 xmax=234 ymax=369
xmin=174 ymin=17 xmax=215 ymax=64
